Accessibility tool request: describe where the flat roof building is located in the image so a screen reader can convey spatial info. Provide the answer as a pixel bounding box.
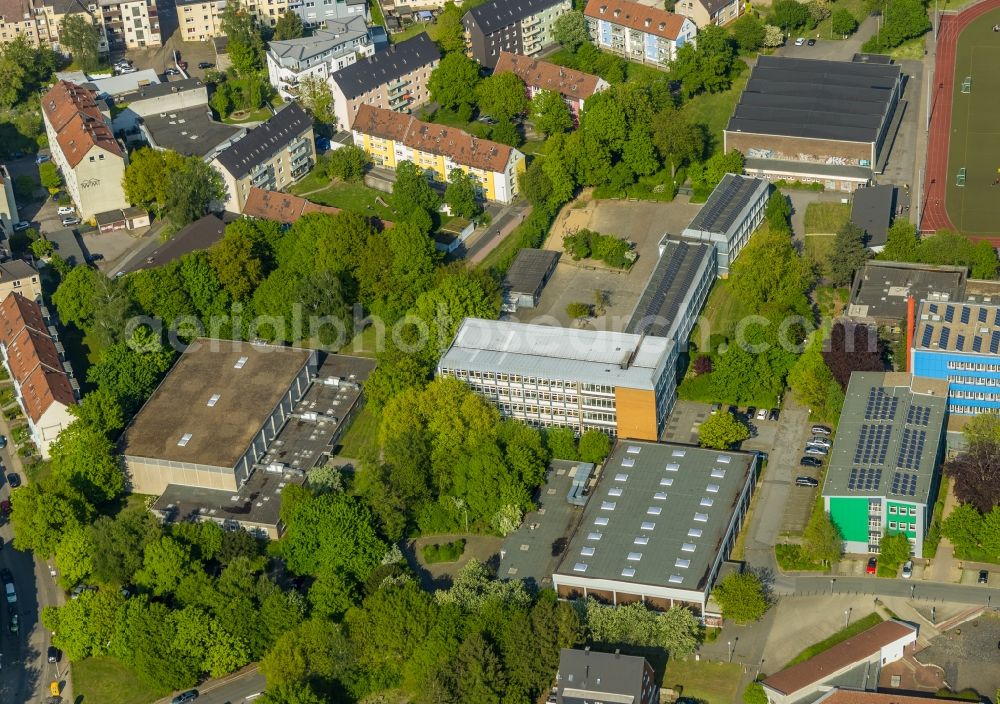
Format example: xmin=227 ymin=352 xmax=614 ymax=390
xmin=438 ymin=318 xmax=677 ymax=440
xmin=552 ymin=440 xmax=758 ymax=622
xmin=140 ymin=106 xmax=243 ymax=160
xmin=851 ymin=184 xmax=896 ymax=251
xmin=821 ymin=372 xmax=947 ymax=557
xmin=847 ymin=261 xmax=967 ymax=326
xmin=123 ymin=213 xmax=233 ymax=273
xmin=502 ymin=248 xmax=559 ymax=312
xmin=555 ymin=648 xmax=658 ymax=704
xmin=680 ymin=174 xmax=769 ymax=273
xmin=725 ymin=56 xmax=903 ymax=192
xmin=627 ymin=239 xmax=715 ymax=345
xmin=910 ymin=299 xmax=1000 ymax=415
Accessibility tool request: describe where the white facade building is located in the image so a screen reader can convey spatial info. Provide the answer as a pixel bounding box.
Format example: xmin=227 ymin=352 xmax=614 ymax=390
xmin=266 ymin=16 xmax=373 ymax=100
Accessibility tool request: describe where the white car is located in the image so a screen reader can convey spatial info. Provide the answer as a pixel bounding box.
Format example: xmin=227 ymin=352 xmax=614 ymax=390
xmin=755 ymin=408 xmax=767 ymax=421
xmin=901 ymin=560 xmax=913 ymax=579
xmin=4 ymin=582 xmax=14 ymax=604
xmin=795 ymin=37 xmax=805 ymax=46
xmin=57 ymin=206 xmax=75 ymax=216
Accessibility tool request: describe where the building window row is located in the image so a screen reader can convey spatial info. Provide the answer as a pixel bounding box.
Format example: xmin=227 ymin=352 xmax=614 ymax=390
xmin=946 ymin=361 xmax=1000 ymax=373
xmin=947 ymin=374 xmax=1000 ymax=386
xmin=953 ymin=389 xmax=1000 ymax=402
xmin=888 ymin=521 xmax=916 ymax=532
xmin=888 ymin=505 xmax=917 ymax=516
xmin=950 ymin=404 xmax=1000 ymax=414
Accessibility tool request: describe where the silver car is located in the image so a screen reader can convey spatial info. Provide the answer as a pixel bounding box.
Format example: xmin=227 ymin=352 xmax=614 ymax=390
xmin=807 ymin=436 xmax=832 ymax=448
xmin=804 ymin=445 xmax=828 ymax=456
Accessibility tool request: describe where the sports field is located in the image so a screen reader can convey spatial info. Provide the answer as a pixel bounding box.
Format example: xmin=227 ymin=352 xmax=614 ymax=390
xmin=945 ymin=6 xmax=1000 ymax=235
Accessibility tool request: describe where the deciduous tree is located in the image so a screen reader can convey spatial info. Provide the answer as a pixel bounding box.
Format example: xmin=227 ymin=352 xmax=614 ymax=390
xmin=878 ymin=531 xmax=911 ymax=568
xmin=945 ymin=437 xmax=1000 ymax=513
xmin=531 ymin=89 xmax=573 ymax=136
xmin=879 ymin=220 xmax=919 ymax=261
xmin=580 ymin=599 xmax=702 ymax=657
xmin=298 ymin=74 xmax=336 ymax=126
xmin=429 ymin=52 xmax=481 ymax=119
xmin=272 ymin=10 xmax=304 ymax=40
xmin=822 ymin=322 xmax=885 ymax=389
xmin=651 ymin=106 xmax=705 ymax=176
xmin=323 ymin=144 xmax=368 ymax=182
xmin=712 ymin=571 xmax=770 ymax=623
xmin=475 ymin=71 xmax=528 ymax=122
xmin=803 ymin=510 xmax=842 ymax=564
xmin=552 ymin=10 xmax=589 ymax=49
xmin=165 ymin=157 xmax=226 ymax=227
xmin=732 ymin=14 xmax=766 ymax=52
xmin=444 ymin=168 xmax=482 ymax=220
xmin=831 ymin=7 xmax=858 ymax=36
xmin=828 ymin=220 xmax=870 ymax=286
xmin=578 ymin=430 xmax=611 ymax=464
xmin=698 ymin=411 xmax=751 ymax=449
xmin=59 ymin=14 xmax=100 ymax=72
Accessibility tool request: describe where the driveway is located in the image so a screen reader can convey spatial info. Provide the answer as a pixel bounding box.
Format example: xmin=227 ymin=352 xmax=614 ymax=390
xmin=776 ymin=16 xmax=878 ymax=62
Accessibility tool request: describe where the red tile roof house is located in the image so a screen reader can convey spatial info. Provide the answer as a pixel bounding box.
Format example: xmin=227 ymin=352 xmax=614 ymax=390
xmin=762 ymin=620 xmax=918 ymax=704
xmin=494 ymin=51 xmax=609 ymax=125
xmin=0 ymin=292 xmax=78 ymax=458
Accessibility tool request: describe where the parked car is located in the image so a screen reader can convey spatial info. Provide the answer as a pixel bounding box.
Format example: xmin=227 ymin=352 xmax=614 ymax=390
xmin=61 ymin=216 xmax=81 ymax=226
xmin=164 ymin=68 xmax=180 ymax=76
xmin=746 ymin=406 xmax=757 ymax=418
xmin=0 ymin=434 xmax=7 ymax=447
xmin=6 ymin=473 xmax=19 ymax=488
xmin=47 ymin=646 xmax=60 ymax=663
xmin=795 ymin=37 xmax=806 ymax=45
xmin=0 ymin=500 xmax=9 ymax=518
xmin=171 ymin=690 xmax=199 ymax=704
xmin=12 ymin=222 xmax=30 ymax=232
xmin=804 ymin=445 xmax=828 ymax=456
xmin=807 ymin=436 xmax=832 ymax=447
xmin=8 ymin=607 xmax=17 ymax=633
xmin=756 ymin=408 xmax=768 ymax=421
xmin=5 ymin=581 xmax=15 ymax=604
xmin=979 ymin=570 xmax=989 ymax=584
xmin=795 ymin=476 xmax=819 ymax=487
xmin=812 ymin=425 xmax=832 ymax=435
xmin=57 ymin=206 xmax=75 ymax=216
xmin=800 ymin=457 xmax=822 ymax=467
xmin=178 ymin=60 xmax=188 ymax=70
xmin=866 ymin=557 xmax=878 ymax=574
xmin=768 ymin=408 xmax=780 ymax=421
xmin=710 ymin=403 xmax=721 ymax=414
xmin=197 ymin=61 xmax=214 ymax=69
xmin=35 ymin=153 xmax=50 ymax=164
xmin=901 ymin=560 xmax=913 ymax=579
xmin=477 ymin=115 xmax=498 ymax=125
xmin=807 ymin=38 xmax=817 ymax=45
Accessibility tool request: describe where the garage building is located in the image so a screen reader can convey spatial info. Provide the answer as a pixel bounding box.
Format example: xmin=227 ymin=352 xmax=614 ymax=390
xmin=725 ymin=56 xmax=903 ymax=192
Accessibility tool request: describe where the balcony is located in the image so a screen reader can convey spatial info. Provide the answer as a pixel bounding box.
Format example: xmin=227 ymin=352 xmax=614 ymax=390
xmin=387 ymin=78 xmax=410 ymax=94
xmin=388 ymin=92 xmax=412 ymax=108
xmin=291 ymin=163 xmax=311 ymax=180
xmin=250 ymin=167 xmax=273 ymax=186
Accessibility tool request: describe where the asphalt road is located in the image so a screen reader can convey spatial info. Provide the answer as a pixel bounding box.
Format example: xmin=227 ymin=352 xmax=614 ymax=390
xmin=155 ymin=668 xmax=266 ymax=704
xmin=0 ymin=442 xmax=66 ymax=704
xmin=790 ymin=574 xmax=1000 ymax=607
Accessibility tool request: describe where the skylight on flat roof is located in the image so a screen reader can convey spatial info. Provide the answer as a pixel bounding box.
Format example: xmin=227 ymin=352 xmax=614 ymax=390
xmin=234 ymin=356 xmax=249 ymax=369
xmin=641 ymin=521 xmax=656 ymax=530
xmin=666 ymin=463 xmax=679 ymax=471
xmin=177 ymin=433 xmax=193 ymax=446
xmin=672 ymin=449 xmax=686 ymax=457
xmin=587 ymin=531 xmax=602 ymax=540
xmin=647 ymin=506 xmax=662 ymax=515
xmin=608 ymin=487 xmax=623 ymax=497
xmin=634 ymin=536 xmax=649 ymax=545
xmin=687 ymin=528 xmax=703 ymax=538
xmin=653 ymin=491 xmax=667 ymax=500
xmin=622 ymin=567 xmax=636 ymax=577
xmin=659 ymin=477 xmax=674 ymax=486
xmin=669 ymin=574 xmax=684 ymax=584
xmin=601 ymin=501 xmax=616 ymax=511
xmin=627 ymin=552 xmax=642 ymax=561
xmin=594 ymin=516 xmax=609 ymax=526
xmin=700 ymin=497 xmax=714 ymax=507
xmin=706 ymin=484 xmax=720 ymax=493
xmin=581 ymin=546 xmax=595 ymax=556
xmin=615 ymin=472 xmax=629 ymax=481
xmin=681 ymin=542 xmax=696 ymax=552
xmin=717 ymin=454 xmax=732 ymax=463
xmin=621 ymin=457 xmax=635 ymax=467
xmin=675 ymin=558 xmax=690 ymax=568
xmin=627 ymin=445 xmax=641 ymax=454
xmin=573 ymin=563 xmax=588 ymax=572
xmin=694 ymin=512 xmax=709 ymax=522
xmin=711 ymin=468 xmax=726 ymax=478
xmin=207 ymin=393 xmax=221 ymax=407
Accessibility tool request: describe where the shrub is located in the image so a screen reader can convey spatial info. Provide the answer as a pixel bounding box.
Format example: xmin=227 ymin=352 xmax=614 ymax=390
xmin=566 ymin=302 xmax=592 ymax=319
xmin=421 ymin=539 xmax=466 ymax=564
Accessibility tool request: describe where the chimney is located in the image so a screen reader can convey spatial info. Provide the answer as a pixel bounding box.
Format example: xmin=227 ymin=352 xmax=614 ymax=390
xmin=906 ymin=295 xmax=915 ymax=371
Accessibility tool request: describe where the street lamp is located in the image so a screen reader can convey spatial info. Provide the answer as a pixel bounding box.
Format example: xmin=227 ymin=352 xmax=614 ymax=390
xmin=844 ymin=607 xmax=852 ymax=628
xmin=931 ymin=606 xmax=936 ymax=624
xmin=728 ymin=640 xmax=734 ymax=663
xmin=830 ymin=578 xmax=836 ymax=594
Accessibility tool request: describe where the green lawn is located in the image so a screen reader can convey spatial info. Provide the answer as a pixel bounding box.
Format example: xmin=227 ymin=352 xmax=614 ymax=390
xmin=289 ymin=166 xmax=331 ymax=195
xmin=804 ymin=202 xmax=851 ymax=234
xmin=690 ymin=278 xmax=751 ymax=343
xmin=812 ymin=0 xmax=868 ymax=40
xmin=682 ymin=72 xmax=749 ymax=155
xmin=293 ymin=181 xmax=396 ymax=220
xmin=805 ymin=234 xmax=835 ymax=274
xmin=662 ymin=659 xmax=743 ymax=704
xmin=814 ymin=286 xmax=850 ymax=319
xmin=336 ymin=405 xmax=379 ymax=459
xmin=415 ymin=105 xmax=492 ymax=137
xmin=73 ymin=656 xmax=168 ymax=704
xmin=889 ymin=34 xmax=928 ymax=60
xmin=222 ymin=105 xmax=276 ymax=124
xmin=784 ymin=612 xmax=884 ymax=667
xmin=775 ymin=544 xmax=827 ymax=571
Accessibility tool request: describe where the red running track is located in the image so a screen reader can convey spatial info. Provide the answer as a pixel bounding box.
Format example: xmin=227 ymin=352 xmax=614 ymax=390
xmin=921 ymin=0 xmax=1000 ymax=233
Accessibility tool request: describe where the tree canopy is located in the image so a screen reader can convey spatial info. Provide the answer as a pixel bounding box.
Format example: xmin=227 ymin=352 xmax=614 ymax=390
xmin=712 ymin=571 xmax=771 ymax=624
xmin=698 ymin=411 xmax=750 ymax=449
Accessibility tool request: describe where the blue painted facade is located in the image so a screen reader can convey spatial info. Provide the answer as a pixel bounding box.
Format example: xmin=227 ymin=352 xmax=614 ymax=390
xmin=912 ymin=348 xmax=1000 ymax=414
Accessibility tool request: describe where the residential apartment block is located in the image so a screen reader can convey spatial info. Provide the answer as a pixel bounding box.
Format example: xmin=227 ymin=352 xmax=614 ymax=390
xmin=267 ymin=16 xmax=373 ymax=100
xmin=175 ymin=0 xmax=223 ymax=40
xmin=1 ymin=0 xmax=160 ymax=50
xmin=821 ymin=372 xmax=947 ymax=558
xmin=288 ymin=0 xmax=367 ymax=29
xmin=0 ymin=292 xmax=78 ymax=458
xmin=0 ymin=260 xmax=42 ymax=302
xmin=493 ymin=51 xmax=608 ymax=124
xmin=437 ymin=318 xmax=677 ymax=439
xmin=211 ymin=102 xmax=315 ymax=213
xmin=0 ymin=164 xmax=17 ymax=235
xmin=680 ymin=173 xmax=769 ymax=274
xmin=330 ymin=32 xmax=439 ymax=130
xmin=462 ymin=0 xmax=572 ymax=69
xmin=352 ymin=104 xmax=524 ymax=203
xmin=673 ymin=0 xmax=742 ymax=29
xmin=98 ymin=0 xmax=160 ymax=50
xmin=585 ymin=0 xmax=697 ymax=70
xmin=42 ymin=80 xmax=129 ymax=220
xmin=909 ymin=299 xmax=1000 ymax=415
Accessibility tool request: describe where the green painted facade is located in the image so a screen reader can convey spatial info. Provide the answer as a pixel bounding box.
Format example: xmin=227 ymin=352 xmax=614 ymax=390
xmin=828 ymin=497 xmax=870 ymax=543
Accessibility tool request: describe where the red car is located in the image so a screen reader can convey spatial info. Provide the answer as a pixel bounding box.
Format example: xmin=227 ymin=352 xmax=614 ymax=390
xmin=0 ymin=499 xmax=10 ymax=519
xmin=866 ymin=557 xmax=877 ymax=574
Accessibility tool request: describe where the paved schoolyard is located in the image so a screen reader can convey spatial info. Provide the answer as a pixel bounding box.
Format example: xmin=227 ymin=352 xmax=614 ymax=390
xmin=917 ymin=611 xmax=1000 ymax=696
xmin=510 ymin=196 xmax=702 ymax=329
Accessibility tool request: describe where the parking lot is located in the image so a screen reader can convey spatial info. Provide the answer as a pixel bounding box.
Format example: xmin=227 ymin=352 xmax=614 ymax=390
xmin=510 ymin=196 xmax=701 ymax=329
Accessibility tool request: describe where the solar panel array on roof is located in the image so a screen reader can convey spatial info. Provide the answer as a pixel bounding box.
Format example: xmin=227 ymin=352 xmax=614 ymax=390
xmin=974 ymin=336 xmax=983 ymax=352
xmin=896 ymin=428 xmax=926 ymax=470
xmin=939 ymin=328 xmax=950 ymax=348
xmin=921 ymin=327 xmax=933 ymax=347
xmin=979 ymin=308 xmax=988 ymax=323
xmin=905 ymin=405 xmax=931 ymax=426
xmin=945 ymin=306 xmax=954 ymax=323
xmin=890 ymin=471 xmax=918 ymax=496
xmin=960 ymin=307 xmax=970 ymax=324
xmin=956 ymin=334 xmax=966 ymax=350
xmin=864 ymin=387 xmax=899 ymax=420
xmin=848 ymin=467 xmax=883 ymax=491
xmin=928 ymin=303 xmax=938 ymax=314
xmin=856 ymin=424 xmax=891 ymax=464
xmin=625 ymin=241 xmax=712 ymax=338
xmin=994 ymin=309 xmax=1000 ymax=327
xmin=685 ymin=174 xmax=766 ymax=235
xmin=992 ymin=331 xmax=1000 ymax=354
